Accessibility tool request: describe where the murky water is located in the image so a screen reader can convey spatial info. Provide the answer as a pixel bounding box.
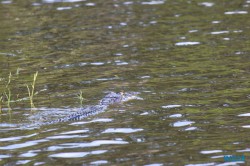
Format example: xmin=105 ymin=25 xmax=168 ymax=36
xmin=1 ymin=0 xmax=250 ymax=165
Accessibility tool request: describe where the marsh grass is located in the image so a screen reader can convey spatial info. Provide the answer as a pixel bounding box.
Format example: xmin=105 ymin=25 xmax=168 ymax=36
xmin=0 ymin=96 xmax=2 ymax=113
xmin=4 ymin=88 xmax=11 ymax=111
xmin=0 ymin=70 xmax=39 ymax=112
xmin=3 ymin=72 xmax=13 ymax=111
xmin=26 ymin=71 xmax=38 ymax=108
xmin=76 ymin=90 xmax=87 ymax=106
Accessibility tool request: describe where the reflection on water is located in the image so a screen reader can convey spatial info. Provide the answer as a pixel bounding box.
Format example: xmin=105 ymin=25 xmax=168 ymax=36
xmin=1 ymin=0 xmax=250 ymax=165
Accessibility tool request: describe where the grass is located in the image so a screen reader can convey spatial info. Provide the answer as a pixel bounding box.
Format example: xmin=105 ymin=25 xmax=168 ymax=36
xmin=0 ymin=96 xmax=2 ymax=113
xmin=0 ymin=70 xmax=39 ymax=112
xmin=4 ymin=72 xmax=12 ymax=111
xmin=26 ymin=71 xmax=38 ymax=108
xmin=4 ymin=88 xmax=11 ymax=111
xmin=76 ymin=90 xmax=86 ymax=106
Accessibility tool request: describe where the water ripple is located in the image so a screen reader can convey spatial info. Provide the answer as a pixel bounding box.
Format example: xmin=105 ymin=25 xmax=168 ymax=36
xmin=0 ymin=154 xmax=12 ymax=158
xmin=199 ymin=2 xmax=214 ymax=7
xmin=200 ymin=150 xmax=223 ymax=154
xmin=57 ymin=7 xmax=72 ymax=10
xmin=185 ymin=163 xmax=216 ymax=166
xmin=175 ymin=42 xmax=200 ymax=46
xmin=46 ymin=134 xmax=88 ymax=139
xmin=172 ymin=121 xmax=194 ymax=127
xmin=49 ymin=150 xmax=107 ymax=158
xmin=19 ymin=151 xmax=37 ymax=157
xmin=43 ymin=0 xmax=86 ymax=3
xmin=90 ymin=160 xmax=108 ymax=164
xmin=141 ymin=0 xmax=165 ymax=5
xmin=60 ymin=129 xmax=89 ymax=135
xmin=102 ymin=128 xmax=143 ymax=133
xmin=225 ymin=11 xmax=248 ymax=15
xmin=162 ymin=105 xmax=181 ymax=109
xmin=210 ymin=31 xmax=229 ymax=35
xmin=0 ymin=139 xmax=49 ymax=150
xmin=0 ymin=133 xmax=37 ymax=142
xmin=47 ymin=140 xmax=128 ymax=151
xmin=70 ymin=118 xmax=113 ymax=125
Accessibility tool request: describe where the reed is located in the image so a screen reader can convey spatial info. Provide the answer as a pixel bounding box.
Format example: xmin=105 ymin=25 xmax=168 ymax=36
xmin=6 ymin=72 xmax=12 ymax=88
xmin=26 ymin=71 xmax=38 ymax=108
xmin=4 ymin=88 xmax=11 ymax=111
xmin=3 ymin=72 xmax=13 ymax=110
xmin=0 ymin=96 xmax=2 ymax=113
xmin=76 ymin=90 xmax=86 ymax=106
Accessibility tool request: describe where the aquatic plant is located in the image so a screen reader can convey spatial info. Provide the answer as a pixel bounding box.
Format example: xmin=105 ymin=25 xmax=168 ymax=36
xmin=76 ymin=90 xmax=86 ymax=106
xmin=2 ymin=72 xmax=13 ymax=111
xmin=0 ymin=96 xmax=2 ymax=113
xmin=0 ymin=70 xmax=39 ymax=112
xmin=26 ymin=71 xmax=38 ymax=108
xmin=4 ymin=88 xmax=11 ymax=111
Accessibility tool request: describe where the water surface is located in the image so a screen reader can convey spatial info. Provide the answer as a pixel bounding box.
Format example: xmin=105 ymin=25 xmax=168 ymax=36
xmin=1 ymin=0 xmax=250 ymax=165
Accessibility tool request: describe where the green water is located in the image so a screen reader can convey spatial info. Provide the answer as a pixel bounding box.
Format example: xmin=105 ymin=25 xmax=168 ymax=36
xmin=1 ymin=0 xmax=250 ymax=165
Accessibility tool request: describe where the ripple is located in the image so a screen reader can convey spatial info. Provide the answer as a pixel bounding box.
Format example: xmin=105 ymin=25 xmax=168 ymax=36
xmin=57 ymin=7 xmax=72 ymax=10
xmin=102 ymin=128 xmax=143 ymax=133
xmin=200 ymin=150 xmax=223 ymax=154
xmin=71 ymin=118 xmax=113 ymax=125
xmin=115 ymin=60 xmax=129 ymax=65
xmin=0 ymin=154 xmax=12 ymax=158
xmin=123 ymin=1 xmax=133 ymax=5
xmin=34 ymin=162 xmax=45 ymax=165
xmin=114 ymin=53 xmax=123 ymax=56
xmin=43 ymin=0 xmax=86 ymax=3
xmin=169 ymin=114 xmax=182 ymax=118
xmin=0 ymin=123 xmax=17 ymax=127
xmin=85 ymin=2 xmax=96 ymax=6
xmin=139 ymin=75 xmax=151 ymax=79
xmin=0 ymin=133 xmax=37 ymax=142
xmin=162 ymin=105 xmax=181 ymax=109
xmin=175 ymin=42 xmax=200 ymax=46
xmin=145 ymin=163 xmax=164 ymax=166
xmin=210 ymin=31 xmax=229 ymax=35
xmin=241 ymin=125 xmax=250 ymax=128
xmin=49 ymin=150 xmax=107 ymax=158
xmin=185 ymin=127 xmax=197 ymax=131
xmin=238 ymin=113 xmax=250 ymax=116
xmin=189 ymin=30 xmax=198 ymax=33
xmin=225 ymin=11 xmax=248 ymax=15
xmin=90 ymin=62 xmax=105 ymax=65
xmin=1 ymin=0 xmax=12 ymax=4
xmin=212 ymin=21 xmax=221 ymax=24
xmin=236 ymin=148 xmax=250 ymax=152
xmin=47 ymin=134 xmax=88 ymax=139
xmin=19 ymin=151 xmax=37 ymax=157
xmin=47 ymin=140 xmax=128 ymax=151
xmin=60 ymin=129 xmax=89 ymax=135
xmin=172 ymin=121 xmax=194 ymax=127
xmin=185 ymin=163 xmax=216 ymax=166
xmin=16 ymin=160 xmax=31 ymax=165
xmin=0 ymin=139 xmax=48 ymax=150
xmin=199 ymin=2 xmax=214 ymax=7
xmin=90 ymin=160 xmax=108 ymax=164
xmin=141 ymin=0 xmax=165 ymax=5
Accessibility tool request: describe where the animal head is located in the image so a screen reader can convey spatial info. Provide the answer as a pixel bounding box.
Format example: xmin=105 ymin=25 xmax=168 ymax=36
xmin=99 ymin=92 xmax=142 ymax=105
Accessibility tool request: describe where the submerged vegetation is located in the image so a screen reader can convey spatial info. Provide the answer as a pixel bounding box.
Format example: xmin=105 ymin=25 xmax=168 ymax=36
xmin=0 ymin=70 xmax=39 ymax=111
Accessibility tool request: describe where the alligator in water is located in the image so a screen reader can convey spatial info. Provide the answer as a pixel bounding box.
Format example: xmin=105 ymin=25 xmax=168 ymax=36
xmin=29 ymin=91 xmax=141 ymax=127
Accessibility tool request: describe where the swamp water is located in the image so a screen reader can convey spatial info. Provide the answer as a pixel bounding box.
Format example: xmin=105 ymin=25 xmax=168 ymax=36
xmin=1 ymin=0 xmax=250 ymax=165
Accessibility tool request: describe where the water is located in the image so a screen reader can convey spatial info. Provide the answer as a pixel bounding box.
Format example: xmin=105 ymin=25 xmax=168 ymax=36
xmin=1 ymin=0 xmax=250 ymax=165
